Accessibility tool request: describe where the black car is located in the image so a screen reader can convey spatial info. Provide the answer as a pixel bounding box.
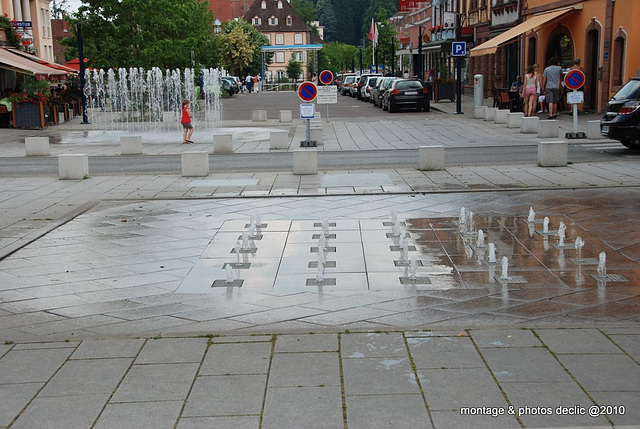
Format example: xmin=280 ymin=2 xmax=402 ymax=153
xmin=382 ymin=79 xmax=430 ymax=113
xmin=601 ymin=77 xmax=640 ymax=149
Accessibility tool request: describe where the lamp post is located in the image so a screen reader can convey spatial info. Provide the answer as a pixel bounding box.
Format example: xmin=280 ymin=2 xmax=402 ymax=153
xmin=455 ymin=13 xmax=463 ymax=115
xmin=74 ymin=21 xmax=89 ymax=124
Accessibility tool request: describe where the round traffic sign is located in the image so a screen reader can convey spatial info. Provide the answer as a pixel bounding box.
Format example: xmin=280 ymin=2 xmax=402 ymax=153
xmin=298 ymin=81 xmax=317 ymax=102
xmin=319 ymin=70 xmax=334 ymax=85
xmin=564 ymin=69 xmax=585 ymax=90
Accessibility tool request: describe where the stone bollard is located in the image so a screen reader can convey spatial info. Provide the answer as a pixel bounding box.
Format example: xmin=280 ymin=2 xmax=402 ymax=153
xmin=59 ymin=154 xmax=89 ymax=180
xmin=25 ymin=137 xmax=50 ymax=156
xmin=310 ymin=123 xmax=323 ymax=145
xmin=520 ymin=116 xmax=539 ymax=133
xmin=587 ymin=120 xmax=603 ymax=139
xmin=494 ymin=109 xmax=510 ymax=124
xmin=252 ymin=110 xmax=267 ymax=122
xmin=120 ymin=136 xmax=143 ymax=155
xmin=181 ymin=151 xmax=209 ymax=177
xmin=58 ymin=112 xmax=65 ymax=124
xmin=270 ymin=131 xmax=289 ymax=150
xmin=213 ymin=133 xmax=233 ymax=154
xmin=279 ymin=110 xmax=292 ymax=123
xmin=538 ymin=120 xmax=559 ymax=138
xmin=538 ymin=141 xmax=568 ymax=167
xmin=484 ymin=107 xmax=496 ymax=121
xmin=293 ymin=149 xmax=317 ymax=175
xmin=474 ymin=106 xmax=486 ymax=119
xmin=506 ymin=112 xmax=524 ymax=128
xmin=418 ymin=145 xmax=445 ymax=171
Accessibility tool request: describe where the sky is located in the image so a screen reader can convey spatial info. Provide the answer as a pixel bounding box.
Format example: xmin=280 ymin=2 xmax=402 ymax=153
xmin=65 ymin=0 xmax=82 ymax=13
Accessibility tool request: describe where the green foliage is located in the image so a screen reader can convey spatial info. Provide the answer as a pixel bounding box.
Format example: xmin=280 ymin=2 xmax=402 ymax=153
xmin=289 ymin=0 xmax=316 ymax=24
xmin=286 ymin=56 xmax=302 ymax=81
xmin=220 ymin=19 xmax=271 ymax=76
xmin=315 ymin=0 xmax=337 ymax=42
xmin=63 ymin=0 xmax=218 ymax=69
xmin=319 ymin=42 xmax=358 ymax=73
xmin=50 ymin=0 xmax=70 ymax=19
xmin=0 ymin=16 xmax=23 ymax=48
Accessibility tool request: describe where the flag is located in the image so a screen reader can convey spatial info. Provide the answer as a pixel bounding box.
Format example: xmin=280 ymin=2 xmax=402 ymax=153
xmin=368 ymin=18 xmax=375 ymax=42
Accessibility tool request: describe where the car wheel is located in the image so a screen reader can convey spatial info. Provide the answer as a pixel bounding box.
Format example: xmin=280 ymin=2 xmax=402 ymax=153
xmin=382 ymin=100 xmax=388 ymax=111
xmin=388 ymin=102 xmax=395 ymax=113
xmin=620 ymin=139 xmax=640 ymax=149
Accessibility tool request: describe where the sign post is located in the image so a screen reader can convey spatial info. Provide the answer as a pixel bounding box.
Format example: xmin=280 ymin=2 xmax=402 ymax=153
xmin=564 ymin=69 xmax=586 ymax=139
xmin=452 ymin=41 xmax=466 ymax=115
xmin=318 ymin=70 xmax=334 ymax=123
xmin=298 ymin=82 xmax=318 ymax=147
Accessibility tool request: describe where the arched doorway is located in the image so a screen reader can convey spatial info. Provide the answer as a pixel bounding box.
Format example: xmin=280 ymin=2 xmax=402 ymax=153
xmin=527 ymin=36 xmax=537 ymax=68
xmin=584 ymin=23 xmax=601 ymax=111
xmin=545 ymin=25 xmax=574 ymax=68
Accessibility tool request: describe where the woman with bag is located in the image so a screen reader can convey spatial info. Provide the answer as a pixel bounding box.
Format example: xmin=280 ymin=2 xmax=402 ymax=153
xmin=521 ymin=65 xmax=540 ymax=117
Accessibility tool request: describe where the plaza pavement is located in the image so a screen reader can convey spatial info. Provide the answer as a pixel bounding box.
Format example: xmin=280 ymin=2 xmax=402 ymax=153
xmin=0 ymin=94 xmax=639 ymax=428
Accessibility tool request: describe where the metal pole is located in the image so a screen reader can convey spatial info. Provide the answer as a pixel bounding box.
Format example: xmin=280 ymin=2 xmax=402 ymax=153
xmin=455 ymin=15 xmax=463 ymax=115
xmin=418 ymin=26 xmax=423 ymax=80
xmin=326 ymin=104 xmax=329 ymax=124
xmin=572 ymin=89 xmax=578 ymax=134
xmin=77 ymin=22 xmax=89 ymax=124
xmin=306 ymin=118 xmax=310 ymax=142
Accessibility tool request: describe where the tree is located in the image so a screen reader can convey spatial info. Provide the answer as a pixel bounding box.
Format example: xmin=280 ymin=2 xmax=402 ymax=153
xmin=320 ymin=42 xmax=358 ymax=73
xmin=219 ymin=19 xmax=271 ymax=76
xmin=315 ymin=0 xmax=337 ymax=42
xmin=289 ymin=0 xmax=316 ymax=24
xmin=50 ymin=0 xmax=70 ymax=19
xmin=62 ymin=0 xmax=218 ymax=69
xmin=217 ymin=26 xmax=254 ymax=76
xmin=286 ymin=57 xmax=302 ymax=81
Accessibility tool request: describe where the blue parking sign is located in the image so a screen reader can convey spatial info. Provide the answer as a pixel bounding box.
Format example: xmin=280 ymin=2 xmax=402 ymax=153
xmin=452 ymin=42 xmax=466 ymax=57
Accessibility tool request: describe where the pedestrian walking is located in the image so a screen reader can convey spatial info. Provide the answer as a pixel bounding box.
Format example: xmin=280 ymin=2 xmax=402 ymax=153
xmin=521 ymin=66 xmax=540 ymax=117
xmin=542 ymin=57 xmax=563 ymax=119
xmin=246 ymin=74 xmax=253 ymax=93
xmin=181 ymin=99 xmax=194 ymax=144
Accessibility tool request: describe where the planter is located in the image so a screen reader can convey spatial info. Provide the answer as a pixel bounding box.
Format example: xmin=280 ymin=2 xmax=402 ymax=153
xmin=434 ymin=82 xmax=455 ymax=102
xmin=12 ymin=102 xmax=46 ymax=129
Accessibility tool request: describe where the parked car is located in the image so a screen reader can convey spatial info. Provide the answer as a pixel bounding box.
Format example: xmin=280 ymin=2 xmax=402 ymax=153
xmin=336 ymin=73 xmax=355 ymax=92
xmin=228 ymin=76 xmax=242 ymax=89
xmin=341 ymin=75 xmax=358 ymax=96
xmin=372 ymin=77 xmax=399 ymax=108
xmin=355 ymin=73 xmax=382 ymax=100
xmin=361 ymin=76 xmax=381 ymax=102
xmin=221 ymin=77 xmax=239 ymax=95
xmin=382 ymin=79 xmax=430 ymax=113
xmin=600 ymin=77 xmax=640 ymax=149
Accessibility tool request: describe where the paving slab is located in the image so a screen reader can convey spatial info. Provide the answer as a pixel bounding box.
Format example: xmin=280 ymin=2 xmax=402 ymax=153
xmin=135 ymin=337 xmax=207 ymax=363
xmin=70 ymin=338 xmax=145 ymax=359
xmin=10 ymin=394 xmax=111 ymax=429
xmin=535 ymin=328 xmax=623 ymax=354
xmin=341 ymin=332 xmax=408 ymax=358
xmin=268 ymin=352 xmax=340 ymax=387
xmin=94 ymin=401 xmax=183 ymax=429
xmin=408 ymin=336 xmax=485 ymax=369
xmin=470 ymin=329 xmax=541 ymax=348
xmin=262 ymin=385 xmax=343 ymax=429
xmin=0 ymin=382 xmax=44 ymax=427
xmin=429 ymin=410 xmax=520 ymax=429
xmin=274 ymin=333 xmax=338 ymax=352
xmin=176 ymin=416 xmax=261 ymax=429
xmin=557 ymin=354 xmax=640 ymax=391
xmin=343 ymin=356 xmax=419 ymax=395
xmin=111 ymin=363 xmax=199 ymax=402
xmin=481 ymin=348 xmax=572 ymax=383
xmin=182 ymin=374 xmax=266 ymax=417
xmin=0 ymin=348 xmax=74 ymax=384
xmin=199 ymin=341 xmax=272 ymax=375
xmin=345 ymin=394 xmax=431 ymax=429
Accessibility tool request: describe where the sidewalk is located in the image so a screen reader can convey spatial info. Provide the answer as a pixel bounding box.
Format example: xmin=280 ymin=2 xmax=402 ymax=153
xmin=0 ymin=98 xmax=639 ymax=428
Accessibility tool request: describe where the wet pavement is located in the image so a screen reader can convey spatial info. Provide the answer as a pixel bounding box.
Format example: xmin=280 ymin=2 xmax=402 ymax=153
xmin=0 ymin=94 xmax=639 ymax=428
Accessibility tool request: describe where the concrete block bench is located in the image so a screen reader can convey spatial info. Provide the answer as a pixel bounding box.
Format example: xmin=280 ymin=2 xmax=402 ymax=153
xmin=270 ymin=131 xmax=289 ymax=150
xmin=59 ymin=154 xmax=88 ymax=180
xmin=484 ymin=107 xmax=496 ymax=122
xmin=120 ymin=136 xmax=143 ymax=155
xmin=494 ymin=109 xmax=510 ymax=124
xmin=252 ymin=110 xmax=267 ymax=122
xmin=538 ymin=120 xmax=559 ymax=138
xmin=293 ymin=149 xmax=317 ymax=175
xmin=538 ymin=141 xmax=567 ymax=167
xmin=279 ymin=110 xmax=292 ymax=123
xmin=587 ymin=120 xmax=602 ymax=139
xmin=506 ymin=112 xmax=524 ymax=128
xmin=25 ymin=137 xmax=50 ymax=156
xmin=213 ymin=133 xmax=233 ymax=154
xmin=520 ymin=116 xmax=539 ymax=133
xmin=474 ymin=106 xmax=486 ymax=119
xmin=418 ymin=145 xmax=444 ymax=171
xmin=182 ymin=151 xmax=209 ymax=177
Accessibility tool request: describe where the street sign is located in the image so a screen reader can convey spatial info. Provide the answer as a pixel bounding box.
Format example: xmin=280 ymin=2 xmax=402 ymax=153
xmin=14 ymin=21 xmax=32 ymax=28
xmin=564 ymin=69 xmax=585 ymax=90
xmin=319 ymin=70 xmax=334 ymax=85
xmin=300 ymin=103 xmax=315 ymax=119
xmin=316 ymin=86 xmax=337 ymax=104
xmin=298 ymin=81 xmax=317 ymax=102
xmin=567 ymin=91 xmax=584 ymax=104
xmin=452 ymin=42 xmax=466 ymax=57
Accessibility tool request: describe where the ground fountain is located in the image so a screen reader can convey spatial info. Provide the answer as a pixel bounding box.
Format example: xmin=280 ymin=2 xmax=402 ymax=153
xmin=557 ymin=222 xmax=567 ymax=247
xmin=476 ymin=229 xmax=485 ymax=248
xmin=225 ymin=264 xmax=235 ymax=284
xmin=574 ymin=237 xmax=585 ymax=260
xmin=597 ymin=251 xmax=607 ymax=277
xmin=527 ymin=207 xmax=535 ymax=223
xmin=543 ymin=216 xmax=550 ymax=234
xmin=488 ymin=243 xmax=497 ymax=264
xmin=500 ymin=256 xmax=509 ymax=280
xmin=409 ymin=256 xmax=419 ymax=280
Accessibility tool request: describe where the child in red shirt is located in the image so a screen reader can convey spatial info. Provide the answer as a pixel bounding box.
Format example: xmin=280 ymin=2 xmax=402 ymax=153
xmin=181 ymin=99 xmax=194 ymax=143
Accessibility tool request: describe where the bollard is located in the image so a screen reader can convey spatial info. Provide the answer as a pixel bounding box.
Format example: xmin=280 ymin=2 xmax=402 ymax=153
xmin=494 ymin=109 xmax=510 ymax=124
xmin=270 ymin=131 xmax=289 ymax=150
xmin=474 ymin=106 xmax=485 ymax=119
xmin=279 ymin=110 xmax=292 ymax=123
xmin=252 ymin=110 xmax=267 ymax=122
xmin=538 ymin=120 xmax=560 ymax=138
xmin=418 ymin=145 xmax=444 ymax=171
xmin=520 ymin=116 xmax=539 ymax=133
xmin=213 ymin=134 xmax=233 ymax=154
xmin=484 ymin=107 xmax=496 ymax=122
xmin=586 ymin=120 xmax=603 ymax=139
xmin=506 ymin=112 xmax=524 ymax=128
xmin=59 ymin=154 xmax=89 ymax=179
xmin=538 ymin=141 xmax=567 ymax=167
xmin=25 ymin=137 xmax=50 ymax=156
xmin=181 ymin=151 xmax=209 ymax=176
xmin=120 ymin=136 xmax=143 ymax=155
xmin=293 ymin=149 xmax=317 ymax=175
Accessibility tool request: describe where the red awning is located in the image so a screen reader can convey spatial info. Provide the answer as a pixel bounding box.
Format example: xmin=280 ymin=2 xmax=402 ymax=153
xmin=63 ymin=58 xmax=91 ymax=71
xmin=6 ymin=49 xmax=77 ymax=74
xmin=0 ymin=48 xmax=68 ymax=75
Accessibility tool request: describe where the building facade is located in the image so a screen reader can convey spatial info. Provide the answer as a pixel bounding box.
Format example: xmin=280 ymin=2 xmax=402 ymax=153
xmin=0 ymin=0 xmax=53 ymax=61
xmin=244 ymin=0 xmax=322 ymax=82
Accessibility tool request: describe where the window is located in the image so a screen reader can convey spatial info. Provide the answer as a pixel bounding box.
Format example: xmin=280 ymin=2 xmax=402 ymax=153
xmin=294 ymin=33 xmax=303 ymax=44
xmin=253 ymin=17 xmax=261 ymax=25
xmin=286 ymin=16 xmax=292 ymax=26
xmin=612 ymin=34 xmax=626 ymax=87
xmin=269 ymin=16 xmax=278 ymax=26
xmin=275 ymin=33 xmax=284 ymax=45
xmin=276 ymin=52 xmax=285 ymax=63
xmin=261 ymin=1 xmax=266 ymax=9
xmin=278 ymin=1 xmax=283 ymax=9
xmin=214 ymin=19 xmax=222 ymax=33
